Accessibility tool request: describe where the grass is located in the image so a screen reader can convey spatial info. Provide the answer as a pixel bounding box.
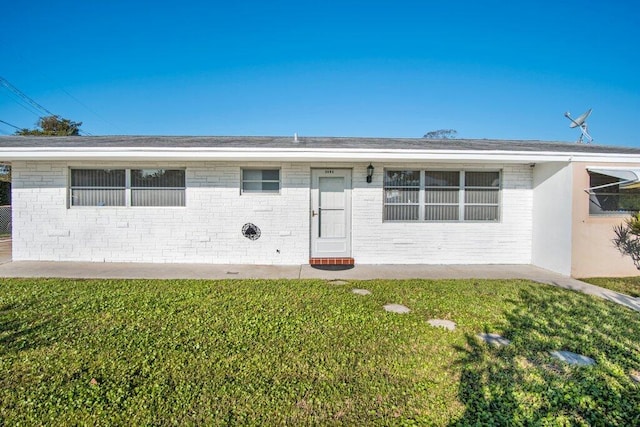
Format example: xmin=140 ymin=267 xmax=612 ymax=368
xmin=1 ymin=278 xmax=639 ymax=425
xmin=582 ymin=276 xmax=640 ymax=298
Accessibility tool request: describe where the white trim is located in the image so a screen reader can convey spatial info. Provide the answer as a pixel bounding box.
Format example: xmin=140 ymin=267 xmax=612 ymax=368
xmin=2 ymin=147 xmax=640 ymax=163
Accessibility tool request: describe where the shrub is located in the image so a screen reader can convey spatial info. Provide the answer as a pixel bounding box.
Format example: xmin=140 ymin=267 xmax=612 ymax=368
xmin=613 ymin=213 xmax=640 ymax=269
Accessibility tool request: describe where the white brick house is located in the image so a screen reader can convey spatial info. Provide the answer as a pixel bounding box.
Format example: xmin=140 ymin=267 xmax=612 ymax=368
xmin=2 ymin=136 xmax=640 ymax=277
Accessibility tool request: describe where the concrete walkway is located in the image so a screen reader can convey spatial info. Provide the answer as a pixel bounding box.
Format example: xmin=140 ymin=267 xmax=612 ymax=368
xmin=0 ymin=260 xmax=637 ymax=313
xmin=0 ymin=241 xmax=638 ymax=312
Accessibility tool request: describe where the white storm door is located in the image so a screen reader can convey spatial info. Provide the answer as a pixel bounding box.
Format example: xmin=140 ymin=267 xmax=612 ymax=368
xmin=311 ymin=169 xmax=352 ymax=258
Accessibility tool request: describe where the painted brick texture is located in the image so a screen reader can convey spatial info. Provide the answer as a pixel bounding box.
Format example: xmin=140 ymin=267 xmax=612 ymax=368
xmin=12 ymin=161 xmax=310 ymax=264
xmin=351 ymin=163 xmax=533 ymax=264
xmin=12 ymin=161 xmax=533 ymax=265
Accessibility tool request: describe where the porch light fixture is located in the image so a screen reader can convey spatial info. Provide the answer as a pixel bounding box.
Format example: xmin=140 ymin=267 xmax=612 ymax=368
xmin=366 ymin=163 xmax=374 ymax=183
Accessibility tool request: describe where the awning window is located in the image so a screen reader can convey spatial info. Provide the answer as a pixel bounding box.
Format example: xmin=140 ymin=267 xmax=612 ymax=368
xmin=587 ymin=167 xmax=640 ymax=191
xmin=587 ymin=167 xmax=640 ymax=215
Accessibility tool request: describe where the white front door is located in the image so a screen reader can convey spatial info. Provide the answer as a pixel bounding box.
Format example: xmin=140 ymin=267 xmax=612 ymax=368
xmin=311 ymin=169 xmax=352 ymax=258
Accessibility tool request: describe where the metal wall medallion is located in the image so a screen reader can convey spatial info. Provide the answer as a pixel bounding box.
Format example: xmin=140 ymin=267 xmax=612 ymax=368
xmin=242 ymin=223 xmax=261 ymax=240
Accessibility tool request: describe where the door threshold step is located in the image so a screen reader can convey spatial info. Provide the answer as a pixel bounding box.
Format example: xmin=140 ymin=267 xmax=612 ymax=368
xmin=309 ymin=258 xmax=355 ymax=266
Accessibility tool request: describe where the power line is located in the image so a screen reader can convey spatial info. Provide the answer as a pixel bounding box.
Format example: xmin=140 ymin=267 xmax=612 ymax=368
xmin=0 ymin=77 xmax=56 ymax=117
xmin=0 ymin=77 xmax=92 ymax=136
xmin=0 ymin=119 xmax=22 ymax=130
xmin=5 ymin=52 xmax=122 ymax=134
xmin=60 ymin=88 xmax=122 ymax=134
xmin=0 ymin=86 xmax=43 ymax=118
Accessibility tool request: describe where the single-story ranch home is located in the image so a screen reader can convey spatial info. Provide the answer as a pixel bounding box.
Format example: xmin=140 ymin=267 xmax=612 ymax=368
xmin=1 ymin=135 xmax=640 ymax=278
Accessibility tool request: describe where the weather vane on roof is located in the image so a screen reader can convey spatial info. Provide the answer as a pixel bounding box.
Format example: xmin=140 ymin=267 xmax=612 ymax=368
xmin=564 ymin=108 xmax=594 ymax=144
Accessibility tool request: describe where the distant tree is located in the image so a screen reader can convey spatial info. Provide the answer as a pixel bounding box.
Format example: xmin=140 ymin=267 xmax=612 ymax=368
xmin=613 ymin=213 xmax=640 ymax=269
xmin=0 ymin=165 xmax=10 ymax=183
xmin=0 ymin=165 xmax=10 ymax=205
xmin=16 ymin=115 xmax=82 ymax=136
xmin=423 ymin=129 xmax=458 ymax=139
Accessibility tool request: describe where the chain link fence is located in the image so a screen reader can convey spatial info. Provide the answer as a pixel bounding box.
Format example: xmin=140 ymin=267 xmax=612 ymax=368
xmin=0 ymin=205 xmax=11 ymax=235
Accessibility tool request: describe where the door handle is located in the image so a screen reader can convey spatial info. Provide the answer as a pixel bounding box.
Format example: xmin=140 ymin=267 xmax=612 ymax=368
xmin=312 ymin=210 xmax=318 ymax=217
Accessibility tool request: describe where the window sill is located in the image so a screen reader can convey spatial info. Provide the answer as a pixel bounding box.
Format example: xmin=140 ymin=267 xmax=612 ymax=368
xmin=383 ymin=220 xmax=501 ymax=224
xmin=69 ymin=206 xmax=187 ymax=209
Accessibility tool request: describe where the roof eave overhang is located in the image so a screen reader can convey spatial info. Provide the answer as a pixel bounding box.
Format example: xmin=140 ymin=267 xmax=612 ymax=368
xmin=1 ymin=148 xmax=639 ymax=163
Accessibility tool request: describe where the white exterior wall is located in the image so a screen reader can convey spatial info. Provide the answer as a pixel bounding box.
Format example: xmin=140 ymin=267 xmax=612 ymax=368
xmin=12 ymin=161 xmax=534 ymax=265
xmin=352 ymin=163 xmax=533 ymax=264
xmin=12 ymin=161 xmax=311 ymax=264
xmin=530 ymin=162 xmax=572 ymax=275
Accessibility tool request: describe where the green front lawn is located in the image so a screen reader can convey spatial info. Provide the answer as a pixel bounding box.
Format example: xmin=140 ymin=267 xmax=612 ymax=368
xmin=1 ymin=278 xmax=639 ymax=425
xmin=582 ymin=276 xmax=640 ymax=298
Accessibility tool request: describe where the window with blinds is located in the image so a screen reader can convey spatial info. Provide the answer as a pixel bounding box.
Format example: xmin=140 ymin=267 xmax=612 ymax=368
xmin=70 ymin=169 xmax=185 ymax=207
xmin=464 ymin=171 xmax=500 ymax=221
xmin=70 ymin=169 xmax=126 ymax=206
xmin=384 ymin=170 xmax=420 ymax=220
xmin=131 ymin=169 xmax=186 ymax=206
xmin=425 ymin=171 xmax=460 ymax=221
xmin=383 ymin=170 xmax=500 ymax=222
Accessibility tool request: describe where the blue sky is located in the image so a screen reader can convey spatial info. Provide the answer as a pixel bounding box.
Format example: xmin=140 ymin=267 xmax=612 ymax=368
xmin=1 ymin=1 xmax=639 ymax=146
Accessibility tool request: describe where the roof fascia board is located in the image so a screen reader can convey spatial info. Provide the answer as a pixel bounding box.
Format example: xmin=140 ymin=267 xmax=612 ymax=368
xmin=1 ymin=148 xmax=639 ymax=163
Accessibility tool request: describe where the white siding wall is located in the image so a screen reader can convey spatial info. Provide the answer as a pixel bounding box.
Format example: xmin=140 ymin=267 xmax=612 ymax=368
xmin=12 ymin=161 xmax=534 ymax=265
xmin=531 ymin=162 xmax=572 ymax=275
xmin=12 ymin=161 xmax=310 ymax=264
xmin=352 ymin=163 xmax=533 ymax=264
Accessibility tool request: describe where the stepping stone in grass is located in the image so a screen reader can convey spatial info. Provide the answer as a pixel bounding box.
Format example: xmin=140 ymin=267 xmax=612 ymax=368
xmin=477 ymin=333 xmax=511 ymax=347
xmin=352 ymin=289 xmax=372 ymax=296
xmin=428 ymin=319 xmax=456 ymax=331
xmin=629 ymin=371 xmax=640 ymax=383
xmin=328 ymin=280 xmax=349 ymax=285
xmin=383 ymin=303 xmax=410 ymax=314
xmin=549 ymin=350 xmax=595 ymax=366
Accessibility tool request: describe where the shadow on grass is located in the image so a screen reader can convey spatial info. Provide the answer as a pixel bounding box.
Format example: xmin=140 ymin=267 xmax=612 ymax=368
xmin=451 ymin=287 xmax=640 ymax=426
xmin=0 ymin=300 xmax=57 ymax=356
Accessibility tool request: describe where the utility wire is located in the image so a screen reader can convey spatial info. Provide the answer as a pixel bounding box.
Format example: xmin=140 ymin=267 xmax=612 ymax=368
xmin=0 ymin=77 xmax=56 ymax=117
xmin=5 ymin=51 xmax=121 ymax=134
xmin=0 ymin=86 xmax=43 ymax=118
xmin=0 ymin=77 xmax=93 ymax=136
xmin=0 ymin=119 xmax=22 ymax=130
xmin=60 ymin=88 xmax=121 ymax=134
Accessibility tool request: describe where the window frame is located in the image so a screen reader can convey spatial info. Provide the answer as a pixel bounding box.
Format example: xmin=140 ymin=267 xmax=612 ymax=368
xmin=588 ymin=171 xmax=640 ymax=216
xmin=383 ymin=170 xmax=421 ymax=221
xmin=463 ymin=171 xmax=501 ymax=222
xmin=69 ymin=168 xmax=186 ymax=208
xmin=383 ymin=169 xmax=501 ymax=222
xmin=240 ymin=168 xmax=281 ymax=194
